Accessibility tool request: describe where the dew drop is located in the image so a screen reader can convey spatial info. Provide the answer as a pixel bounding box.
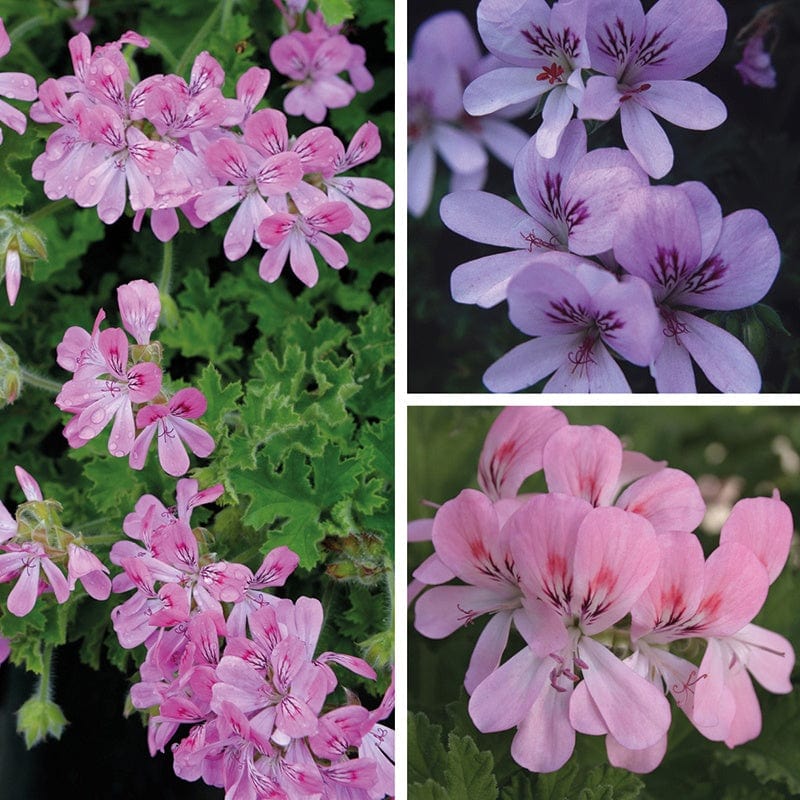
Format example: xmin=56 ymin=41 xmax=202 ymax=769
xmin=88 ymin=177 xmax=97 ymax=186
xmin=79 ymin=426 xmax=95 ymax=439
xmin=5 ymin=91 xmax=14 ymax=99
xmin=90 ymin=408 xmax=106 ymax=424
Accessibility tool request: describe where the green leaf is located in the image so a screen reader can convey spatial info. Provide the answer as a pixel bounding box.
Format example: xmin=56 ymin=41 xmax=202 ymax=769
xmin=0 ymin=128 xmax=36 ymax=207
xmin=318 ymin=0 xmax=354 ymax=25
xmin=445 ymin=733 xmax=499 ymax=800
xmin=409 ymin=780 xmax=451 ymax=800
xmin=409 ymin=712 xmax=449 ymax=785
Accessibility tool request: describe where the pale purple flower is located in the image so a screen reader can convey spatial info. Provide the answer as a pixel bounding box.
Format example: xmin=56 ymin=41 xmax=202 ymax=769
xmin=441 ymin=119 xmax=647 ymax=307
xmin=129 ymin=387 xmax=215 ymax=477
xmin=408 ymin=11 xmax=531 ymax=217
xmin=0 ymin=18 xmax=38 ymax=146
xmin=612 ymin=182 xmax=780 ymax=392
xmin=464 ymin=0 xmax=590 ymax=157
xmin=579 ymin=0 xmax=728 ymax=178
xmin=483 ymin=258 xmax=661 ymax=392
xmin=735 ymin=34 xmax=776 ymax=88
xmin=256 ymin=199 xmax=353 ymax=287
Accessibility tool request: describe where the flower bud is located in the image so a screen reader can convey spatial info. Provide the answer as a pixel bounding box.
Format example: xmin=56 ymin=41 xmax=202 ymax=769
xmin=0 ymin=337 xmax=21 ymax=406
xmin=0 ymin=211 xmax=48 ymax=306
xmin=16 ymin=696 xmax=68 ymax=749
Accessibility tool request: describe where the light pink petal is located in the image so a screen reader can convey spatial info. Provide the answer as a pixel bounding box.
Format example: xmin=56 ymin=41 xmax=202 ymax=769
xmin=720 ymin=495 xmax=793 ymax=584
xmin=413 ymin=585 xmax=514 ymax=639
xmin=156 ymin=419 xmax=191 ymax=477
xmin=15 ymin=466 xmax=43 ymax=501
xmin=129 ymin=422 xmax=157 ymax=471
xmin=407 ymin=518 xmax=433 ymax=543
xmin=172 ymin=417 xmax=215 ymax=459
xmin=543 ymin=425 xmax=622 ymax=507
xmin=735 ymin=624 xmax=795 ymax=694
xmin=194 ymin=185 xmax=244 ymax=223
xmin=464 ymin=610 xmax=514 ymax=694
xmin=692 ymin=639 xmax=736 ymax=739
xmin=117 ymin=279 xmax=160 ymax=345
xmin=108 ymin=400 xmax=137 ymax=457
xmin=616 ymin=468 xmax=705 ymax=535
xmin=311 ymin=232 xmax=348 ymax=271
xmin=40 ymin=557 xmax=70 ymax=603
xmin=468 ymin=646 xmax=543 ymax=731
xmin=289 ymin=235 xmax=320 ymax=287
xmin=411 ymin=553 xmax=453 ymax=585
xmin=573 ymin=507 xmax=659 ymax=632
xmin=477 ymin=406 xmax=567 ymax=500
xmin=606 ymin=734 xmax=667 ymax=774
xmin=258 ymin=236 xmax=291 ymax=283
xmin=7 ymin=560 xmax=41 ymax=616
xmin=578 ymin=636 xmax=671 ymax=750
xmin=723 ymin=664 xmax=761 ymax=747
xmin=128 ymin=361 xmax=163 ymax=403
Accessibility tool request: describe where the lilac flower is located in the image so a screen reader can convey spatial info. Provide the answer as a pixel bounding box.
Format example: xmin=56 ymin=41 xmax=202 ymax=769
xmin=735 ymin=34 xmax=776 ymax=88
xmin=612 ymin=182 xmax=780 ymax=392
xmin=408 ymin=11 xmax=531 ymax=217
xmin=579 ymin=0 xmax=728 ymax=178
xmin=464 ymin=0 xmax=590 ymax=157
xmin=441 ymin=119 xmax=647 ymax=307
xmin=129 ymin=387 xmax=215 ymax=477
xmin=0 ymin=18 xmax=38 ymax=146
xmin=483 ymin=259 xmax=661 ymax=393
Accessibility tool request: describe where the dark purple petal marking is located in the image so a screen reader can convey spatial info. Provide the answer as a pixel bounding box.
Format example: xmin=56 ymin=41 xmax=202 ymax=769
xmin=650 ymin=246 xmax=691 ymax=291
xmin=652 ymin=248 xmax=727 ymax=302
xmin=682 ymin=254 xmax=728 ymax=295
xmin=538 ymin=171 xmax=590 ymax=232
xmin=595 ymin=309 xmax=624 ymax=338
xmin=634 ymin=28 xmax=672 ymax=69
xmin=596 ymin=18 xmax=638 ymax=65
xmin=662 ymin=308 xmax=689 ymax=341
xmin=547 ymin=297 xmax=592 ymax=326
xmin=522 ymin=25 xmax=581 ymax=60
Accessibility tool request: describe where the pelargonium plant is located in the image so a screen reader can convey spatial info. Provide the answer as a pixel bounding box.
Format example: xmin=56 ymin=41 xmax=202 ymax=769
xmin=409 ymin=406 xmax=799 ymax=796
xmin=408 ymin=0 xmax=797 ymax=393
xmin=0 ymin=1 xmax=393 ymax=796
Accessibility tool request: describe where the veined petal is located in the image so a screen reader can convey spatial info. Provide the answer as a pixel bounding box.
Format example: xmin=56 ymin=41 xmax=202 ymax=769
xmin=620 ymin=102 xmax=673 ymax=179
xmin=578 ymin=636 xmax=671 ymax=750
xmin=440 ymin=190 xmax=535 ymax=247
xmin=483 ymin=334 xmax=576 ymax=393
xmin=585 ymin=0 xmax=645 ymax=79
xmin=464 ymin=611 xmax=514 ymax=694
xmin=464 ymin=66 xmax=551 ymax=116
xmin=451 ymin=251 xmax=546 ymax=309
xmin=414 ymin=584 xmax=518 ymax=639
xmin=408 ymin=137 xmax=435 ymax=218
xmin=638 ymin=80 xmax=726 ymax=130
xmin=733 ymin=624 xmax=795 ymax=694
xmin=650 ymin=330 xmax=695 ymax=393
xmin=535 ymin=87 xmax=575 ymax=158
xmin=432 ymin=123 xmax=487 ymax=175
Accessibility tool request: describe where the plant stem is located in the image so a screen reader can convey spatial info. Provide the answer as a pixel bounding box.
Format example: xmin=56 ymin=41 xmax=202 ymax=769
xmin=175 ymin=0 xmax=233 ymax=77
xmin=144 ymin=34 xmax=179 ymax=71
xmin=8 ymin=16 xmax=46 ymax=43
xmin=27 ymin=198 xmax=73 ymax=223
xmin=159 ymin=238 xmax=174 ymax=295
xmin=221 ymin=0 xmax=236 ymax=30
xmin=38 ymin=644 xmax=55 ymax=703
xmin=21 ymin=367 xmax=61 ymax=395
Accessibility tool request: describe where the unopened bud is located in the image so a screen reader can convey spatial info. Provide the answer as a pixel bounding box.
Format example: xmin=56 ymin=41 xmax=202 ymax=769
xmin=159 ymin=292 xmax=180 ymax=328
xmin=16 ymin=696 xmax=68 ymax=749
xmin=0 ymin=338 xmax=22 ymax=407
xmin=0 ymin=211 xmax=48 ymax=306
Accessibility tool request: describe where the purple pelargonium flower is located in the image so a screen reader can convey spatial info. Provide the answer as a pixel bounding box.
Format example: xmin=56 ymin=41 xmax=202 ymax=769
xmin=735 ymin=34 xmax=776 ymax=89
xmin=256 ymin=200 xmax=353 ymax=287
xmin=612 ymin=182 xmax=780 ymax=392
xmin=129 ymin=388 xmax=215 ymax=477
xmin=483 ymin=259 xmax=661 ymax=393
xmin=579 ymin=0 xmax=728 ymax=178
xmin=464 ymin=0 xmax=590 ymax=157
xmin=441 ymin=119 xmax=647 ymax=308
xmin=0 ymin=18 xmax=38 ymax=145
xmin=408 ymin=11 xmax=531 ymax=217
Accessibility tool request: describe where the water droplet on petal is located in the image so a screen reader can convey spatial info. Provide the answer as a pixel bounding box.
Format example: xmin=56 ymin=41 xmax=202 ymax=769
xmin=90 ymin=408 xmax=106 ymax=424
xmin=79 ymin=426 xmax=95 ymax=439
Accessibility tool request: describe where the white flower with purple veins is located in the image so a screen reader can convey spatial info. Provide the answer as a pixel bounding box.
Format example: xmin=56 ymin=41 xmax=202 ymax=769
xmin=612 ymin=183 xmax=780 ymax=393
xmin=440 ymin=119 xmax=647 ymax=308
xmin=408 ymin=10 xmax=531 ymax=217
xmin=484 ymin=259 xmax=661 ymax=393
xmin=579 ymin=0 xmax=728 ymax=178
xmin=464 ymin=0 xmax=590 ymax=157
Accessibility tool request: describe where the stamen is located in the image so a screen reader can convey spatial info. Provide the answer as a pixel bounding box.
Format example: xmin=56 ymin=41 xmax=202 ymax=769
xmin=537 ymin=63 xmax=565 ymax=84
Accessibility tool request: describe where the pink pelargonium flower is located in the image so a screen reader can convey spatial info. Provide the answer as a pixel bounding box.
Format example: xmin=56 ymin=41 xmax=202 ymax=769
xmin=117 ymin=279 xmax=160 ymax=345
xmin=256 ymin=200 xmax=353 ymax=287
xmin=195 ymin=136 xmax=303 ymax=261
xmin=269 ymin=32 xmax=356 ymax=123
xmin=56 ymin=327 xmax=163 ymax=456
xmin=468 ymin=494 xmax=670 ymax=773
xmin=66 ymin=542 xmax=111 ymax=600
xmin=0 ymin=19 xmax=38 ymax=145
xmin=0 ymin=541 xmax=70 ymax=616
xmin=129 ymin=388 xmax=215 ymax=477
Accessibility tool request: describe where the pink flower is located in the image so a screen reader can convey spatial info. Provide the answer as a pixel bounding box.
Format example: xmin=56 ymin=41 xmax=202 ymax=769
xmin=3 ymin=246 xmax=20 ymax=306
xmin=56 ymin=327 xmax=163 ymax=455
xmin=129 ymin=388 xmax=215 ymax=477
xmin=0 ymin=19 xmax=38 ymax=146
xmin=257 ymin=199 xmax=353 ymax=286
xmin=117 ymin=279 xmax=161 ymax=345
xmin=270 ymin=32 xmax=356 ymax=123
xmin=0 ymin=541 xmax=71 ymax=616
xmin=66 ymin=542 xmax=111 ymax=600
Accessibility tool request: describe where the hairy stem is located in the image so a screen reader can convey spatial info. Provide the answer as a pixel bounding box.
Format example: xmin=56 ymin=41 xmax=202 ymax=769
xmin=159 ymin=238 xmax=174 ymax=295
xmin=27 ymin=198 xmax=73 ymax=223
xmin=175 ymin=0 xmax=233 ymax=76
xmin=21 ymin=367 xmax=61 ymax=395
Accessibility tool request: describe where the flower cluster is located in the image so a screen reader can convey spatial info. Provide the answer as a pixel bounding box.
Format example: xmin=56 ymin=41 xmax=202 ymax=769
xmin=110 ymin=479 xmax=394 ymax=798
xmin=410 ymin=407 xmax=795 ymax=773
xmin=0 ymin=466 xmax=110 ymax=617
xmin=422 ymin=0 xmax=782 ymax=393
xmin=0 ymin=18 xmax=37 ymax=147
xmin=29 ymin=27 xmax=391 ymax=287
xmin=270 ymin=7 xmax=374 ymax=123
xmin=54 ymin=279 xmax=214 ymax=476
